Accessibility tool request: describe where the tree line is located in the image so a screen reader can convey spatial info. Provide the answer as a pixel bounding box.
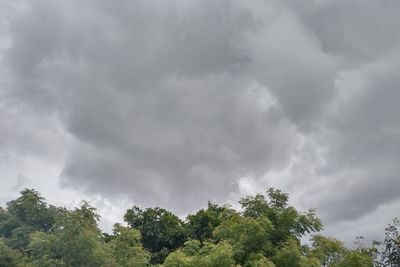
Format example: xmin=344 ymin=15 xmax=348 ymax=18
xmin=0 ymin=188 xmax=398 ymax=266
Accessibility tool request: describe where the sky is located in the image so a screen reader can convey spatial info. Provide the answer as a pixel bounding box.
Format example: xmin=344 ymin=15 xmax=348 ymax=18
xmin=1 ymin=0 xmax=400 ymax=245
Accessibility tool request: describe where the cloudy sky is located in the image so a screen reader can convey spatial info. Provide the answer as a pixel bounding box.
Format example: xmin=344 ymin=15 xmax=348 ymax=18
xmin=1 ymin=0 xmax=400 ymax=245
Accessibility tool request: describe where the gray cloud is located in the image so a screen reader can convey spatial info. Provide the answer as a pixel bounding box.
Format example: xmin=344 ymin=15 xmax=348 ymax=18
xmin=2 ymin=0 xmax=400 ymax=242
xmin=3 ymin=0 xmax=299 ymax=211
xmin=314 ymin=54 xmax=400 ymax=222
xmin=286 ymin=0 xmax=400 ymax=64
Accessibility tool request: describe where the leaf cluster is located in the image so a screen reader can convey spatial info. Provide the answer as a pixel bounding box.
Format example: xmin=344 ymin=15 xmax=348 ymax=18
xmin=0 ymin=188 xmax=384 ymax=266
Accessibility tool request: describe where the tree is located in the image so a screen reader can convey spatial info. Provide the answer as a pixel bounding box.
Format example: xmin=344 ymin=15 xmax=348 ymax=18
xmin=124 ymin=206 xmax=187 ymax=264
xmin=273 ymin=238 xmax=320 ymax=267
xmin=310 ymin=235 xmax=374 ymax=267
xmin=108 ymin=223 xmax=150 ymax=266
xmin=0 ymin=189 xmax=66 ymax=254
xmin=27 ymin=231 xmax=59 ymax=263
xmin=186 ymin=202 xmax=232 ymax=244
xmin=6 ymin=189 xmax=55 ymax=232
xmin=244 ymin=254 xmax=276 ymax=267
xmin=213 ymin=213 xmax=274 ymax=263
xmin=5 ymin=225 xmax=35 ymax=250
xmin=0 ymin=208 xmax=20 ymax=239
xmin=381 ymin=218 xmax=400 ymax=266
xmin=0 ymin=187 xmax=379 ymax=266
xmin=163 ymin=240 xmax=235 ymax=267
xmin=334 ymin=250 xmax=373 ymax=267
xmin=240 ymin=188 xmax=322 ymax=245
xmin=0 ymin=239 xmax=22 ymax=267
xmin=50 ymin=202 xmax=105 ymax=266
xmin=310 ymin=235 xmax=345 ymax=266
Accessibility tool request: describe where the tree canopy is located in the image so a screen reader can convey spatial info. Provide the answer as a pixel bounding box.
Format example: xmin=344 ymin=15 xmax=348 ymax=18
xmin=0 ymin=188 xmax=391 ymax=266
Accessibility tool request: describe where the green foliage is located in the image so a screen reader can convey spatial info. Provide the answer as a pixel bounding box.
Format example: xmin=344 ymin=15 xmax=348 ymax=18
xmin=108 ymin=223 xmax=150 ymax=266
xmin=244 ymin=253 xmax=276 ymax=267
xmin=213 ymin=213 xmax=274 ymax=263
xmin=382 ymin=218 xmax=400 ymax=266
xmin=27 ymin=231 xmax=57 ymax=260
xmin=163 ymin=250 xmax=192 ymax=267
xmin=0 ymin=208 xmax=20 ymax=239
xmin=6 ymin=226 xmax=35 ymax=250
xmin=0 ymin=187 xmax=384 ymax=266
xmin=27 ymin=256 xmax=66 ymax=267
xmin=200 ymin=241 xmax=235 ymax=266
xmin=309 ymin=235 xmax=375 ymax=267
xmin=186 ymin=202 xmax=231 ymax=244
xmin=333 ymin=250 xmax=373 ymax=267
xmin=51 ymin=202 xmax=104 ymax=266
xmin=163 ymin=240 xmax=235 ymax=267
xmin=6 ymin=189 xmax=55 ymax=232
xmin=0 ymin=239 xmax=22 ymax=267
xmin=124 ymin=206 xmax=187 ymax=264
xmin=240 ymin=189 xmax=322 ymax=246
xmin=310 ymin=235 xmax=345 ymax=266
xmin=273 ymin=238 xmax=320 ymax=267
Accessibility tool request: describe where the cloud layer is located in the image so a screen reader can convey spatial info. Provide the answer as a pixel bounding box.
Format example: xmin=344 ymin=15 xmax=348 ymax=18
xmin=2 ymin=0 xmax=400 ymax=242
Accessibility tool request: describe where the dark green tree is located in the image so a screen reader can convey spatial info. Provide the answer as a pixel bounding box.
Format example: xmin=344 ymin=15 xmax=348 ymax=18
xmin=186 ymin=202 xmax=232 ymax=244
xmin=381 ymin=218 xmax=400 ymax=266
xmin=7 ymin=189 xmax=55 ymax=232
xmin=124 ymin=206 xmax=187 ymax=264
xmin=5 ymin=225 xmax=34 ymax=250
xmin=0 ymin=239 xmax=23 ymax=267
xmin=0 ymin=208 xmax=20 ymax=239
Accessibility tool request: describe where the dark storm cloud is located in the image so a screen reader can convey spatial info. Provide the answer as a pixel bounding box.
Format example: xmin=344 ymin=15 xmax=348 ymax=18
xmin=2 ymin=0 xmax=400 ymax=231
xmin=61 ymin=74 xmax=296 ymax=210
xmin=3 ymin=0 xmax=299 ymax=211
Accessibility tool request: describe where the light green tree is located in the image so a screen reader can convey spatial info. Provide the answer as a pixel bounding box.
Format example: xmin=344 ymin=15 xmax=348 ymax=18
xmin=240 ymin=189 xmax=322 ymax=246
xmin=273 ymin=238 xmax=320 ymax=267
xmin=108 ymin=223 xmax=150 ymax=266
xmin=310 ymin=235 xmax=345 ymax=266
xmin=213 ymin=213 xmax=274 ymax=263
xmin=163 ymin=240 xmax=235 ymax=267
xmin=0 ymin=239 xmax=23 ymax=267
